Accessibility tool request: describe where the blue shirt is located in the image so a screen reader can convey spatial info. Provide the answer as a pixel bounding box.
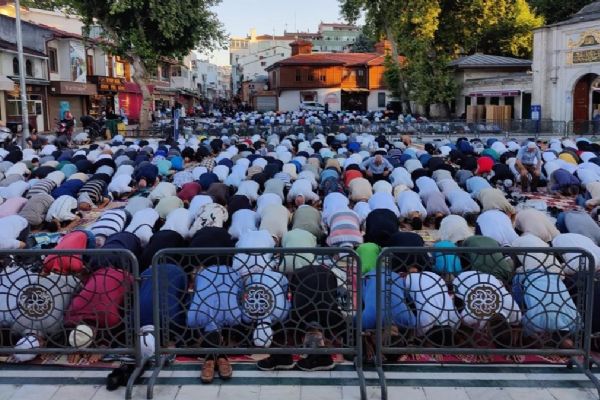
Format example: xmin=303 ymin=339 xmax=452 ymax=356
xmin=512 ymin=272 xmax=578 ymax=335
xmin=361 ymin=270 xmax=416 ymax=330
xmin=361 ymin=157 xmax=394 ymax=174
xmin=517 ymin=147 xmax=541 ymax=166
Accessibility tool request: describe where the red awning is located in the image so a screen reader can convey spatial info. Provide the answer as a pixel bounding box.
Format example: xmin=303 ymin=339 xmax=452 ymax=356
xmin=122 ymin=82 xmax=155 ymax=94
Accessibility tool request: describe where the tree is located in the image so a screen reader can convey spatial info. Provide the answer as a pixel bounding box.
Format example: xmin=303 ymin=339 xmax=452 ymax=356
xmin=20 ymin=0 xmax=66 ymax=10
xmin=340 ymin=0 xmax=413 ymax=113
xmin=59 ymin=0 xmax=225 ymax=130
xmin=350 ymin=30 xmax=376 ymax=53
xmin=528 ymin=0 xmax=595 ymax=25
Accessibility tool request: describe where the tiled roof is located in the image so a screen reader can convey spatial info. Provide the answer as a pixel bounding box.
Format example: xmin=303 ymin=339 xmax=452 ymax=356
xmin=0 ymin=38 xmax=46 ymax=57
xmin=548 ymin=1 xmax=600 ymax=27
xmin=449 ymin=53 xmax=532 ymax=68
xmin=268 ymin=52 xmax=403 ymax=69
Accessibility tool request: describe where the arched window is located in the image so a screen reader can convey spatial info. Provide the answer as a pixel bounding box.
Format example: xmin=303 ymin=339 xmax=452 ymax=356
xmin=25 ymin=60 xmax=33 ymax=77
xmin=12 ymin=57 xmax=18 ymax=75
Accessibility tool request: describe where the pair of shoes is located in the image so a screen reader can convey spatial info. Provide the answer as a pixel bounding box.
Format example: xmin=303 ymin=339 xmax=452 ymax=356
xmin=297 ymin=355 xmax=336 ymax=371
xmin=106 ymin=364 xmax=135 ymax=391
xmin=256 ymin=354 xmax=295 ymax=371
xmin=201 ymin=356 xmax=232 ymax=383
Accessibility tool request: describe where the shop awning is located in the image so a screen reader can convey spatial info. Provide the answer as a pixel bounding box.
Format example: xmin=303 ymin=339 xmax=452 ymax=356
xmin=341 ymin=88 xmax=370 ymax=93
xmin=0 ymin=75 xmax=14 ymax=91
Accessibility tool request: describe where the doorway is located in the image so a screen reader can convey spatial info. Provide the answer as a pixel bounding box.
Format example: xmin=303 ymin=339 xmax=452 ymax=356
xmin=573 ymin=73 xmax=599 ymax=134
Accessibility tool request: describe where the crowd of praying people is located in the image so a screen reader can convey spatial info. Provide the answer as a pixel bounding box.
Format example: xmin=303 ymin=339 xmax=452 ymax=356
xmin=1 ymin=110 xmax=600 ymax=389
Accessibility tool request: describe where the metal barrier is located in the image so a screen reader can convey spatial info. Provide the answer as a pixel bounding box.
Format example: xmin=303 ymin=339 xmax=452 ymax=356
xmin=147 ymin=247 xmax=366 ymax=399
xmin=567 ymin=120 xmax=600 ymax=137
xmin=374 ymin=247 xmax=600 ymax=400
xmin=0 ymin=249 xmax=142 ymax=399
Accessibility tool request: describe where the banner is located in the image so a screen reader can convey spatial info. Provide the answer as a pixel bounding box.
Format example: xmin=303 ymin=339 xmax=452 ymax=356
xmin=69 ymin=41 xmax=87 ymax=83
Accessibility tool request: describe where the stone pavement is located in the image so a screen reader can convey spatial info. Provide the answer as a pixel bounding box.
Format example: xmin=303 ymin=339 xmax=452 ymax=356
xmin=1 ymin=363 xmax=599 ymax=400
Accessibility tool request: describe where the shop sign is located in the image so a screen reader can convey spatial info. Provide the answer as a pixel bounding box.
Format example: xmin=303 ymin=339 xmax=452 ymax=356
xmin=469 ymin=90 xmax=521 ymax=97
xmin=51 ymin=81 xmax=97 ymax=96
xmin=98 ymin=77 xmax=126 ymax=92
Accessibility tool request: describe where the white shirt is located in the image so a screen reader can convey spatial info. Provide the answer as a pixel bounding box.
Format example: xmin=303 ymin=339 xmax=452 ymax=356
xmin=415 ymin=176 xmax=439 ymax=199
xmin=476 ymin=210 xmax=518 ymax=246
xmin=236 ymin=180 xmax=260 ymax=202
xmin=512 ymin=234 xmax=560 ymax=274
xmin=373 ymin=180 xmax=393 ymax=194
xmin=189 ymin=195 xmax=214 ymax=219
xmin=126 ymin=208 xmax=159 ymax=246
xmin=453 ymin=271 xmax=521 ymax=329
xmin=46 ymin=195 xmax=78 ymax=222
xmin=404 ymin=271 xmax=459 ymax=335
xmin=161 ymin=208 xmax=192 ymax=239
xmin=90 ymin=209 xmax=129 ymax=238
xmin=115 ymin=164 xmax=135 ymax=177
xmin=287 ymin=179 xmax=319 ymax=203
xmin=108 ymin=174 xmax=133 ymax=194
xmin=322 ymin=192 xmax=350 ymax=226
xmin=256 ymin=193 xmax=283 ymax=217
xmin=0 ymin=181 xmax=29 ymax=198
xmin=0 ymin=215 xmax=28 ymax=249
xmin=229 ymin=209 xmax=259 ymax=239
xmin=353 ymin=201 xmax=371 ymax=225
xmin=552 ymin=233 xmax=600 ymax=274
xmin=446 ymin=189 xmax=481 ymax=215
xmin=437 ymin=178 xmax=460 ymax=194
xmin=390 ymin=167 xmax=413 ymax=188
xmin=232 ymin=229 xmax=276 ymax=277
xmin=403 ymin=159 xmax=423 ymax=173
xmin=148 ymin=182 xmax=177 ymax=202
xmin=438 ymin=215 xmax=472 ymax=243
xmin=396 ymin=190 xmax=427 ymax=219
xmin=368 ymin=192 xmax=399 ymax=217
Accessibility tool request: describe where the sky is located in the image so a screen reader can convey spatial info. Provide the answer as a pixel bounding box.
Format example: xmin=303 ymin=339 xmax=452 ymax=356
xmin=205 ymin=0 xmax=352 ymax=66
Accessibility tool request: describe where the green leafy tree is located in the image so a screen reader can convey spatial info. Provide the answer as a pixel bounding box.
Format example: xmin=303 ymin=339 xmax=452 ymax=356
xmin=20 ymin=0 xmax=66 ymax=10
xmin=340 ymin=0 xmax=413 ymax=113
xmin=54 ymin=0 xmax=226 ymax=129
xmin=350 ymin=30 xmax=376 ymax=53
xmin=528 ymin=0 xmax=595 ymax=24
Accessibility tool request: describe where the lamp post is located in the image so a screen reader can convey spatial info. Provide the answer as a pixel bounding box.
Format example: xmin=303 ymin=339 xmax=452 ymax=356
xmin=15 ymin=0 xmax=29 ymax=148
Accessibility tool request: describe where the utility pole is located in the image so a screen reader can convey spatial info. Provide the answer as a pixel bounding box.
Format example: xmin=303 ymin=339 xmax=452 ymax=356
xmin=15 ymin=0 xmax=29 ymax=148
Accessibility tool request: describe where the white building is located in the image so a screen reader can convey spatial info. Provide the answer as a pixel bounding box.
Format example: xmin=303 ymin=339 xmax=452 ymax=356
xmin=229 ymin=29 xmax=295 ymax=95
xmin=451 ymin=54 xmax=533 ymax=120
xmin=192 ymin=54 xmax=219 ymax=101
xmin=532 ymin=2 xmax=600 ymax=128
xmin=217 ymin=65 xmax=232 ymax=100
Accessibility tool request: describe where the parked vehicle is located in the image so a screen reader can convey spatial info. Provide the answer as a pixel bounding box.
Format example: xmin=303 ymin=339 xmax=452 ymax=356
xmin=0 ymin=126 xmax=15 ymax=148
xmin=299 ymin=101 xmax=326 ymax=112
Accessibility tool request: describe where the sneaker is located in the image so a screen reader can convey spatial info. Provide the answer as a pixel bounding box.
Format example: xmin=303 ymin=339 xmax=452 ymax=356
xmin=296 ymin=355 xmax=335 ymax=371
xmin=256 ymin=354 xmax=295 ymax=371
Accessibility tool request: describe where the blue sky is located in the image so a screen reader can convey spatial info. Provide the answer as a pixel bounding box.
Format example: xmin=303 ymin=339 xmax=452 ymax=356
xmin=206 ymin=0 xmax=352 ymax=65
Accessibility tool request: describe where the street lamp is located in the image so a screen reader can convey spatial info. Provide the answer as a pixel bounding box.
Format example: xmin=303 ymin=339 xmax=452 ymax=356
xmin=14 ymin=0 xmax=29 ymax=148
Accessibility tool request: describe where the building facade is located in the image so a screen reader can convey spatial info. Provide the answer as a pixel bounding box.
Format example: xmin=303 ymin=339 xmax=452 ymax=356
xmin=532 ymin=2 xmax=600 ymax=126
xmin=451 ymin=54 xmax=533 ymax=120
xmin=267 ymin=41 xmax=396 ymax=112
xmin=310 ymin=22 xmax=360 ymax=53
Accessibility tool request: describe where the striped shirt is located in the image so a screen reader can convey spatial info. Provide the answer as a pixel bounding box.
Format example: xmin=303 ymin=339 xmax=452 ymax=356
xmin=326 ymin=210 xmax=363 ymax=248
xmin=78 ymin=179 xmax=107 ymax=205
xmin=90 ymin=209 xmax=130 ymax=238
xmin=25 ymin=178 xmax=56 ymax=199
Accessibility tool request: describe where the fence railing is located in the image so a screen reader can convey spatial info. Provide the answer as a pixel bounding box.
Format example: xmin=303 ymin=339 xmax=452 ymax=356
xmin=375 ymin=247 xmax=600 ymax=400
xmin=3 ymin=247 xmax=600 ymax=400
xmin=0 ymin=249 xmax=142 ymax=399
xmin=147 ymin=247 xmax=365 ymax=400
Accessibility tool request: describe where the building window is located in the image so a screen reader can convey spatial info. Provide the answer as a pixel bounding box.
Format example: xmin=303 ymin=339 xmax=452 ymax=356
xmin=320 ymin=72 xmax=326 ymax=82
xmin=260 ymin=62 xmax=266 ymax=66
xmin=25 ymin=60 xmax=33 ymax=77
xmin=378 ymin=92 xmax=386 ymax=108
xmin=308 ymin=70 xmax=314 ymax=81
xmin=464 ymin=96 xmax=471 ymax=107
xmin=477 ymin=96 xmax=486 ymax=105
xmin=490 ymin=96 xmax=500 ymax=105
xmin=86 ymin=54 xmax=94 ymax=76
xmin=357 ymin=69 xmax=364 ymax=77
xmin=48 ymin=48 xmax=58 ymax=73
xmin=160 ymin=64 xmax=169 ymax=80
xmin=12 ymin=57 xmax=18 ymax=75
xmin=295 ymin=69 xmax=301 ymax=82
